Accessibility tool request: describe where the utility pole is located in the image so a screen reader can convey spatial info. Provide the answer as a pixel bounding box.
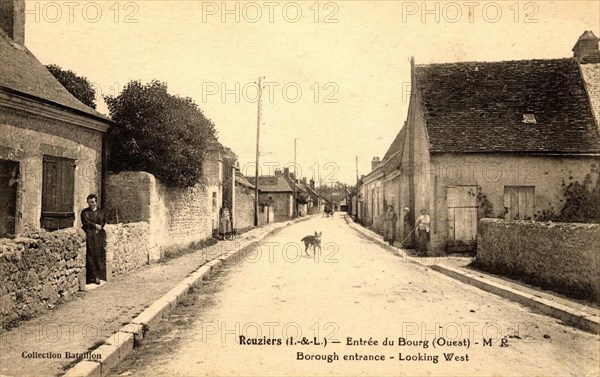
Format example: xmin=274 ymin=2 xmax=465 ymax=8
xmin=356 ymin=156 xmax=359 ymax=188
xmin=293 ymin=138 xmax=297 ymax=218
xmin=254 ymin=76 xmax=263 ymax=227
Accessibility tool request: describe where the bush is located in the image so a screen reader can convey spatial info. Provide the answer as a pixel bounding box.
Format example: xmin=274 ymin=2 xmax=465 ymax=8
xmin=45 ymin=64 xmax=97 ymax=109
xmin=105 ymin=80 xmax=217 ymax=188
xmin=558 ymin=164 xmax=600 ymax=223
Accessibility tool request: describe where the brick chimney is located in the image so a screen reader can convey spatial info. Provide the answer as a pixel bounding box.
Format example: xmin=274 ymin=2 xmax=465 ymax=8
xmin=0 ymin=0 xmax=25 ymax=45
xmin=301 ymin=177 xmax=307 ymax=186
xmin=573 ymin=30 xmax=600 ymax=64
xmin=274 ymin=168 xmax=282 ymax=176
xmin=371 ymin=156 xmax=381 ymax=171
xmin=309 ymin=179 xmax=315 ymax=189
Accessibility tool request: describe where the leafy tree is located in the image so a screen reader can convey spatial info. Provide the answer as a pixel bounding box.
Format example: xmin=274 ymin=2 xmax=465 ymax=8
xmin=105 ymin=80 xmax=217 ymax=188
xmin=45 ymin=64 xmax=97 ymax=109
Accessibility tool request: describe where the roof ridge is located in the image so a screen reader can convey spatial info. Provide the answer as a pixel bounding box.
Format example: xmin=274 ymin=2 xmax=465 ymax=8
xmin=415 ymin=57 xmax=576 ymax=68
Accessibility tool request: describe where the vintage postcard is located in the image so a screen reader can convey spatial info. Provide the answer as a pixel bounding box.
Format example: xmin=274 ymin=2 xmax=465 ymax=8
xmin=0 ymin=0 xmax=599 ymax=376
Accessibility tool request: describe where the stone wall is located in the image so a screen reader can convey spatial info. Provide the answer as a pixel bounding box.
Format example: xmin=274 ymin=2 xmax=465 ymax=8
xmin=234 ymin=185 xmax=255 ymax=230
xmin=476 ymin=218 xmax=600 ymax=300
xmin=0 ymin=228 xmax=85 ymax=328
xmin=105 ymin=222 xmax=151 ymax=279
xmin=105 ymin=171 xmax=218 ymax=260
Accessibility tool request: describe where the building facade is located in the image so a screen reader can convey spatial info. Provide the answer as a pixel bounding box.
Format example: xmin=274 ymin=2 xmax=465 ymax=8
xmin=359 ymin=31 xmax=600 ymax=253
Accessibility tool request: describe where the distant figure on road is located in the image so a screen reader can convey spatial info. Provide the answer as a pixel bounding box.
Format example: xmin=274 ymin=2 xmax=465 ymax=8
xmin=415 ymin=208 xmax=431 ymax=256
xmin=81 ymin=194 xmax=106 ymax=285
xmin=219 ymin=205 xmax=231 ymax=240
xmin=402 ymin=207 xmax=414 ymax=248
xmin=384 ymin=205 xmax=398 ymax=246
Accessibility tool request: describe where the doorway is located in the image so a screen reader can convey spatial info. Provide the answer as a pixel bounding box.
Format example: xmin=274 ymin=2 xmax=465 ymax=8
xmin=0 ymin=160 xmax=19 ymax=238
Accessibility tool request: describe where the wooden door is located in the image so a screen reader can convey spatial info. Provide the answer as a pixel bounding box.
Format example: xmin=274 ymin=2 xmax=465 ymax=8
xmin=447 ymin=186 xmax=478 ymax=243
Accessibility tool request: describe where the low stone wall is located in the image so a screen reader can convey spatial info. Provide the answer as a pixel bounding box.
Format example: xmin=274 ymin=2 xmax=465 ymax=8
xmin=475 ymin=219 xmax=600 ymax=300
xmin=105 ymin=222 xmax=152 ymax=279
xmin=0 ymin=229 xmax=85 ymax=329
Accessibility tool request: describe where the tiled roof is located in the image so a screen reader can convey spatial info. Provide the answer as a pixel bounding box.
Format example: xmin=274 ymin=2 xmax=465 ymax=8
xmin=0 ymin=30 xmax=109 ymax=121
xmin=247 ymin=175 xmax=293 ymax=192
xmin=580 ymin=63 xmax=600 ymax=131
xmin=415 ymin=58 xmax=600 ymax=153
xmin=235 ymin=172 xmax=255 ymax=189
xmin=380 ymin=126 xmax=406 ymax=174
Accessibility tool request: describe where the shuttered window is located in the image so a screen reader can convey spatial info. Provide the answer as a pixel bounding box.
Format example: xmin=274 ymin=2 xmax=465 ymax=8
xmin=41 ymin=156 xmax=75 ymax=230
xmin=504 ymin=186 xmax=535 ymax=220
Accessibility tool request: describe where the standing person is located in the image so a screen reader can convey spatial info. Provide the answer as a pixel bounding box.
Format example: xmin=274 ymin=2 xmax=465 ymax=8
xmin=415 ymin=208 xmax=431 ymax=256
xmin=219 ymin=204 xmax=231 ymax=240
xmin=402 ymin=207 xmax=414 ymax=248
xmin=384 ymin=205 xmax=398 ymax=246
xmin=81 ymin=194 xmax=106 ymax=285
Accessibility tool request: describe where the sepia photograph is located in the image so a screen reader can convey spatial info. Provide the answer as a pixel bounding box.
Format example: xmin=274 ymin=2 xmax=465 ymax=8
xmin=0 ymin=0 xmax=599 ymax=376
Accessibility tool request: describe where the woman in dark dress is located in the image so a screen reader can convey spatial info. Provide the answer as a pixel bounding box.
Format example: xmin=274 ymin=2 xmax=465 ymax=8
xmin=81 ymin=194 xmax=106 ymax=284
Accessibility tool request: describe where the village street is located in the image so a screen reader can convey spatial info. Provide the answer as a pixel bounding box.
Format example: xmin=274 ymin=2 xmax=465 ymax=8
xmin=110 ymin=215 xmax=599 ymax=377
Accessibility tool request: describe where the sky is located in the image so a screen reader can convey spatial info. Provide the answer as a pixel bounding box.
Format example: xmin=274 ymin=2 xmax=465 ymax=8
xmin=24 ymin=0 xmax=600 ymax=184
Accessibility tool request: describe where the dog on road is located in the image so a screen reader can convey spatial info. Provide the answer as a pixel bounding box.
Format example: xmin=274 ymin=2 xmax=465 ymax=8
xmin=301 ymin=231 xmax=322 ymax=256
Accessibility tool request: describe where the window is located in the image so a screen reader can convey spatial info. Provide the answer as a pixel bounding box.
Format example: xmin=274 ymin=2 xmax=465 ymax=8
xmin=212 ymin=192 xmax=217 ymax=212
xmin=504 ymin=186 xmax=535 ymax=220
xmin=41 ymin=156 xmax=75 ymax=230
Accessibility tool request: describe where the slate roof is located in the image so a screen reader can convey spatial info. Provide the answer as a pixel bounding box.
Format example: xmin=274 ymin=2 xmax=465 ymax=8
xmin=0 ymin=30 xmax=110 ymax=122
xmin=247 ymin=175 xmax=293 ymax=193
xmin=415 ymin=58 xmax=600 ymax=153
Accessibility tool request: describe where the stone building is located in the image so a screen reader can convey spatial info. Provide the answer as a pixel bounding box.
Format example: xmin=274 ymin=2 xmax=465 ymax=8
xmin=0 ymin=0 xmax=112 ymax=237
xmin=248 ymin=168 xmax=294 ymax=222
xmin=0 ymin=0 xmax=113 ymax=326
xmin=359 ymin=31 xmax=600 ymax=253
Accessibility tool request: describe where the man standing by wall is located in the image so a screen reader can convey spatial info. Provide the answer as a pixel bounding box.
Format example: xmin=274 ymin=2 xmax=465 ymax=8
xmin=415 ymin=208 xmax=430 ymax=256
xmin=81 ymin=194 xmax=106 ymax=284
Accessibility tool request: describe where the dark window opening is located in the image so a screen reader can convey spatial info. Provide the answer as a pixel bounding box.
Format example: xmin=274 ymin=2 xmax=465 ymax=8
xmin=0 ymin=159 xmax=19 ymax=238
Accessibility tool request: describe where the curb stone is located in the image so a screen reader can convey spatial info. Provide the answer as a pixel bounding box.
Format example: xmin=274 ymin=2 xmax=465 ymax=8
xmin=62 ymin=215 xmax=314 ymax=377
xmin=430 ymin=264 xmax=600 ymax=335
xmin=343 ymin=215 xmax=600 ymax=335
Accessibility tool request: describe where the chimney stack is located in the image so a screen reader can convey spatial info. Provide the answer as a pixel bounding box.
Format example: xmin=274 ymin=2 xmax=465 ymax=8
xmin=309 ymin=179 xmax=315 ymax=189
xmin=274 ymin=168 xmax=282 ymax=176
xmin=573 ymin=30 xmax=600 ymax=64
xmin=0 ymin=0 xmax=25 ymax=45
xmin=371 ymin=156 xmax=381 ymax=171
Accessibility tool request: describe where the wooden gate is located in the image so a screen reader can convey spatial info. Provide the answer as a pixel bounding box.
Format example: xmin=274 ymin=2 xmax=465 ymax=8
xmin=447 ymin=186 xmax=478 ymax=250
